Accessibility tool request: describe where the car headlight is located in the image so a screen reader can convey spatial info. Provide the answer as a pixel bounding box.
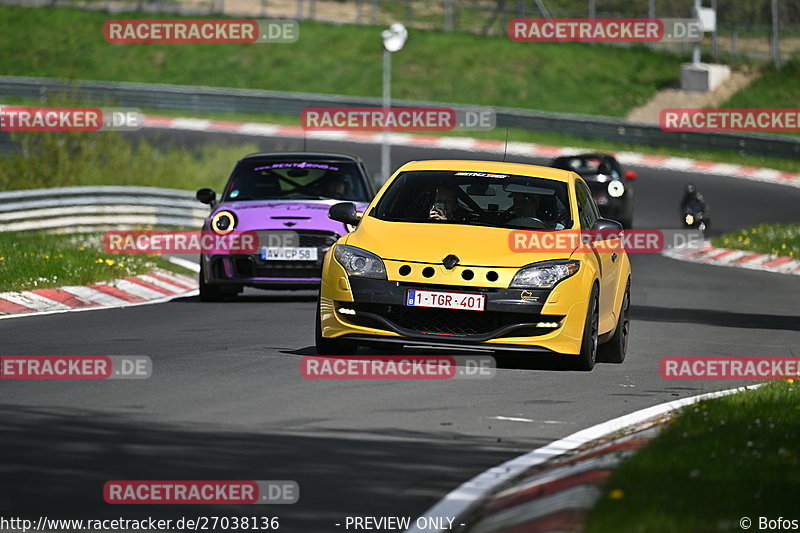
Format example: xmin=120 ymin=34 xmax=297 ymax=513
xmin=334 ymin=244 xmax=387 ymax=279
xmin=510 ymin=260 xmax=580 ymax=289
xmin=685 ymin=213 xmax=694 ymax=225
xmin=211 ymin=210 xmax=236 ymax=235
xmin=607 ymin=181 xmax=625 ymax=198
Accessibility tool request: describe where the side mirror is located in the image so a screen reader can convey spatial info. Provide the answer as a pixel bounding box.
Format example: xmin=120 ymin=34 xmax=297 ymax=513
xmin=624 ymin=170 xmax=637 ymax=180
xmin=329 ymin=202 xmax=360 ymax=226
xmin=591 ymin=218 xmax=624 ymax=232
xmin=196 ymin=188 xmax=217 ymax=206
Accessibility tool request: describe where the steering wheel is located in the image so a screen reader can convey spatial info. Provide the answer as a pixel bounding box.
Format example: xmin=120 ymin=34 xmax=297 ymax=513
xmin=506 ymin=217 xmax=547 ymax=229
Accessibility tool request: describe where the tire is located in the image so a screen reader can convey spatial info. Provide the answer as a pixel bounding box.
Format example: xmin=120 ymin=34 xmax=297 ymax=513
xmin=570 ymin=285 xmax=599 ymax=371
xmin=198 ymin=260 xmax=238 ymax=302
xmin=598 ymin=279 xmax=630 ymax=364
xmin=315 ymin=300 xmax=355 ymax=355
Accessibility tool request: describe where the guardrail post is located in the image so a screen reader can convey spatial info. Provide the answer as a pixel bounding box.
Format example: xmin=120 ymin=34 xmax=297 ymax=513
xmin=771 ymin=0 xmax=781 ymax=68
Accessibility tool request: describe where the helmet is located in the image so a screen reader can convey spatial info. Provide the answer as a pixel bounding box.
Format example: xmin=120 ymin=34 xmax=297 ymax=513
xmin=685 ymin=183 xmax=696 ymax=195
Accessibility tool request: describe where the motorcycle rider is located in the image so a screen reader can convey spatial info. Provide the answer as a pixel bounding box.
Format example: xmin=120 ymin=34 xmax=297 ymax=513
xmin=680 ymin=183 xmax=710 ymax=229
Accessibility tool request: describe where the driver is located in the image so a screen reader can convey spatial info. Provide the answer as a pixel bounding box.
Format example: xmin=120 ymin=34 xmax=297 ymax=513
xmin=508 ymin=192 xmax=539 ymax=218
xmin=322 ymin=176 xmax=348 ymax=199
xmin=506 ymin=192 xmax=565 ymax=230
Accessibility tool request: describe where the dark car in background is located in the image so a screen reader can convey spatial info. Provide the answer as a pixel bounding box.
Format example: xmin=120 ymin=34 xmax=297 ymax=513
xmin=550 ymin=153 xmax=636 ymax=228
xmin=196 ymin=152 xmax=374 ymax=300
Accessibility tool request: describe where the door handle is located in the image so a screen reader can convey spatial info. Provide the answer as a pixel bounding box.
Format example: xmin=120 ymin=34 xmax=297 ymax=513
xmin=611 ymin=253 xmax=618 ymax=262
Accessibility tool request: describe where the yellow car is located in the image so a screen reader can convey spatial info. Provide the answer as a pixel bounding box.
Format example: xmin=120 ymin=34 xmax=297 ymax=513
xmin=316 ymin=160 xmax=631 ymax=370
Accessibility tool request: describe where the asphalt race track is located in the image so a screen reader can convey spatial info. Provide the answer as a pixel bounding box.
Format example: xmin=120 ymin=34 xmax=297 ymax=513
xmin=2 ymin=131 xmax=799 ymax=531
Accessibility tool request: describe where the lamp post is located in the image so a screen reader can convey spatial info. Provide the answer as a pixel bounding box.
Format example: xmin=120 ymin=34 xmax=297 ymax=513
xmin=380 ymin=23 xmax=407 ymax=182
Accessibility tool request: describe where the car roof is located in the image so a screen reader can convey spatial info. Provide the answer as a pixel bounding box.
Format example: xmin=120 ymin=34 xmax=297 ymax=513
xmin=552 ymin=153 xmax=617 ymax=162
xmin=396 ymin=160 xmax=575 ymax=183
xmin=239 ymin=152 xmax=365 ymax=163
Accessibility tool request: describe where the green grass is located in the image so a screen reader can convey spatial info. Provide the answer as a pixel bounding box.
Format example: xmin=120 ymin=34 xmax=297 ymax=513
xmin=712 ymin=223 xmax=800 ymax=259
xmin=0 ymin=231 xmax=194 ymax=292
xmin=584 ymin=381 xmax=800 ymax=533
xmin=0 ymin=5 xmax=687 ymax=117
xmin=723 ymin=59 xmax=800 ymax=111
xmin=0 ymin=103 xmax=259 ymax=191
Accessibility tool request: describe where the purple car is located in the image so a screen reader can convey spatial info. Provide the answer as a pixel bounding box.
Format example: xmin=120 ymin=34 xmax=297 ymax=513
xmin=196 ymin=152 xmax=374 ymax=300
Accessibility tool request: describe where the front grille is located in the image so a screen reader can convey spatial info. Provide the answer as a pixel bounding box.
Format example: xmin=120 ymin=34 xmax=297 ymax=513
xmin=349 ymin=302 xmax=557 ymax=338
xmin=252 ymin=261 xmax=322 ymax=278
xmin=255 ymin=230 xmax=339 ymax=248
xmin=229 ymin=230 xmax=337 ymax=279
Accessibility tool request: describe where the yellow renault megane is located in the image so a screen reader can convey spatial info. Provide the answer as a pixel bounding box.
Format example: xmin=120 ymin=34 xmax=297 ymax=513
xmin=316 ymin=160 xmax=631 ymax=370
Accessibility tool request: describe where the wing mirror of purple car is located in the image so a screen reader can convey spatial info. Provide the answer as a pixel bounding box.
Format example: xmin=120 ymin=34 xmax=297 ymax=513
xmin=329 ymin=202 xmax=360 ymax=226
xmin=196 ymin=188 xmax=217 ymax=206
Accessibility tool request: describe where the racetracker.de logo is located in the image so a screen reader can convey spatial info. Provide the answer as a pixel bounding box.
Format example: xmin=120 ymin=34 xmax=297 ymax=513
xmin=301 ymin=355 xmax=496 ymax=380
xmin=302 ymin=107 xmax=457 ymax=132
xmin=508 ymin=18 xmax=702 ymax=43
xmin=103 ymin=19 xmax=299 ymax=43
xmin=102 ymin=230 xmax=259 ymax=255
xmin=0 ymin=356 xmax=151 ymax=379
xmin=507 ymin=229 xmax=707 ymax=254
xmin=103 ymin=480 xmax=299 ymax=504
xmin=0 ymin=107 xmax=143 ymax=131
xmin=660 ymin=357 xmax=800 ymax=380
xmin=660 ymin=108 xmax=800 ymax=133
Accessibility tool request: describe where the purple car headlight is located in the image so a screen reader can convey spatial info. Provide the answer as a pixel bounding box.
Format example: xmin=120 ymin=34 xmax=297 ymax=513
xmin=211 ymin=210 xmax=236 ymax=235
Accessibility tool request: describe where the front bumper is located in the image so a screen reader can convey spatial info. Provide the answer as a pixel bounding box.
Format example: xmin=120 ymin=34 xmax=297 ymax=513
xmin=319 ymin=261 xmax=592 ymax=355
xmin=202 ymin=229 xmax=339 ymax=289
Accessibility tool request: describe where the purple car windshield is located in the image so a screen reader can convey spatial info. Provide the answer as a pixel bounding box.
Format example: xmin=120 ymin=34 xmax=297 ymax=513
xmin=223 ymin=160 xmax=370 ymax=202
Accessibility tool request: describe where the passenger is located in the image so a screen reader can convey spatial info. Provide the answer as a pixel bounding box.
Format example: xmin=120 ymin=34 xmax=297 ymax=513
xmin=428 ymin=185 xmax=466 ymax=222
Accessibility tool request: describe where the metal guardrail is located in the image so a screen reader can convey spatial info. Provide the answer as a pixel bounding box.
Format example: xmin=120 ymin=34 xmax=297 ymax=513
xmin=1 ymin=75 xmax=799 ymax=159
xmin=0 ymin=185 xmax=208 ymax=232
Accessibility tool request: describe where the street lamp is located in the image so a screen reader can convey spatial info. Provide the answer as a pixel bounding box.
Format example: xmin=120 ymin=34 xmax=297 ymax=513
xmin=380 ymin=23 xmax=407 ymax=182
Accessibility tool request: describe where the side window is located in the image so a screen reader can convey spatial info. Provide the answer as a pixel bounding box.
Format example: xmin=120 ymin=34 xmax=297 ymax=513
xmin=575 ymin=182 xmax=599 ymax=228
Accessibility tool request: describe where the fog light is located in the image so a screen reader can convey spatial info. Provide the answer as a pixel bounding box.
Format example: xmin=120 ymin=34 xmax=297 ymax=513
xmin=338 ymin=307 xmax=356 ymax=315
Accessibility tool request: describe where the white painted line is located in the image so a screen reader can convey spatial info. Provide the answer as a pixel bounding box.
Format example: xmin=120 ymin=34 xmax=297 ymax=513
xmin=237 ymin=123 xmax=281 ymax=136
xmin=469 ymin=485 xmax=602 ymax=533
xmin=405 ymin=385 xmax=758 ymax=533
xmin=144 ymin=115 xmax=800 ymax=188
xmin=0 ymin=288 xmax=199 ymax=320
xmin=0 ymin=291 xmax=71 ymax=311
xmin=59 ymin=286 xmax=130 ymax=306
xmin=166 ymin=256 xmax=201 ymax=273
xmin=491 ymin=416 xmax=570 ymax=425
xmin=663 ymin=244 xmax=800 ymax=277
xmin=436 ymin=137 xmax=478 ymax=150
xmin=493 ymin=416 xmax=535 ymax=423
xmin=170 ymin=118 xmax=212 ymax=130
xmin=112 ymin=279 xmax=166 ymax=299
xmin=138 ymin=274 xmax=187 ymax=293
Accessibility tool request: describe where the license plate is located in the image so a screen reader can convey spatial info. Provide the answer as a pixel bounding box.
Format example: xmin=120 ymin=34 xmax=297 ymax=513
xmin=260 ymin=247 xmax=318 ymax=261
xmin=406 ymin=289 xmax=485 ymax=311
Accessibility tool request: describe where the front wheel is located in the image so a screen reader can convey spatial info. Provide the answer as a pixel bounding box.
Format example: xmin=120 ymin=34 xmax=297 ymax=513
xmin=198 ymin=260 xmax=240 ymax=301
xmin=570 ymin=285 xmax=599 ymax=371
xmin=598 ymin=280 xmax=630 ymax=364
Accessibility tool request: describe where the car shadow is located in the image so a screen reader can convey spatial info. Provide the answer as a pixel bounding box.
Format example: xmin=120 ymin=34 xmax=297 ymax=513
xmin=0 ymin=404 xmax=525 ymax=532
xmin=170 ymin=292 xmax=319 ymax=304
xmin=283 ymin=346 xmax=575 ymax=372
xmin=632 ymin=305 xmax=800 ymax=332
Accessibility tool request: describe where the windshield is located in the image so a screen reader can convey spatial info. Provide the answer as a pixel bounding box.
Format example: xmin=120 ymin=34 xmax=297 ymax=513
xmin=371 ymin=170 xmax=573 ymax=230
xmin=552 ymin=156 xmax=619 ymax=178
xmin=222 ymin=159 xmax=370 ymax=202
